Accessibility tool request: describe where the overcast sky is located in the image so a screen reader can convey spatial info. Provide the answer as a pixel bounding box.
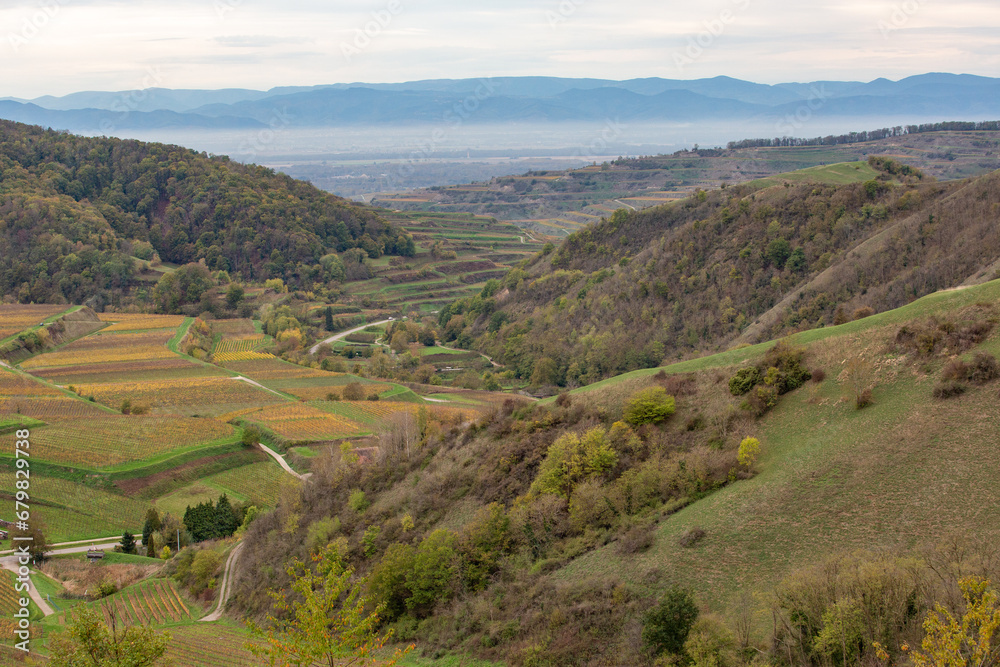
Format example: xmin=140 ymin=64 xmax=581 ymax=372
xmin=3 ymin=0 xmax=999 ymax=97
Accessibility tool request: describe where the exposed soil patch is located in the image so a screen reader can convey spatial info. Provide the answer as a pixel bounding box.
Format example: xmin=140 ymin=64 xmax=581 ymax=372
xmin=114 ymin=451 xmax=261 ymax=495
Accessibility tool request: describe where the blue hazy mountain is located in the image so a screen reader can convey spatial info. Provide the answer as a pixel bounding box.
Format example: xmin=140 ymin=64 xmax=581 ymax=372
xmin=2 ymin=73 xmax=998 ymax=133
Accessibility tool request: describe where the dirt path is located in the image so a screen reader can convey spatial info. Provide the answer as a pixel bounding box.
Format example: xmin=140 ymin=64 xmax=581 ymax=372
xmin=0 ymin=541 xmax=117 ymax=617
xmin=310 ymin=319 xmax=394 ymax=355
xmin=200 ymin=542 xmax=245 ymax=622
xmin=259 ymin=443 xmax=311 ymax=481
xmin=435 ymin=340 xmax=501 ymax=368
xmin=230 ymin=375 xmax=285 ymax=397
xmin=0 ymin=555 xmax=54 ymax=616
xmin=614 ymin=199 xmax=637 ymax=211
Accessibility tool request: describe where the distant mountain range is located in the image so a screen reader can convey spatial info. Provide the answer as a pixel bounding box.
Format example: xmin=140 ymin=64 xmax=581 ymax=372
xmin=2 ymin=74 xmax=999 ymax=133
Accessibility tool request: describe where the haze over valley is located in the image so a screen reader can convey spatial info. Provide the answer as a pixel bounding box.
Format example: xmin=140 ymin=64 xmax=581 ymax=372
xmin=3 ymin=1 xmax=1000 ymax=665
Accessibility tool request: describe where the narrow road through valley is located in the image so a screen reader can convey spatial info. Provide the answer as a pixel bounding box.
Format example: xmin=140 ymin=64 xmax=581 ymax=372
xmin=200 ymin=542 xmax=245 ymax=622
xmin=310 ymin=319 xmax=394 ymax=355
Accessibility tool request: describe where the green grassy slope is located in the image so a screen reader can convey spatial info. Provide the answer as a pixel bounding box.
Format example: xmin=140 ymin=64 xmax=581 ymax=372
xmin=555 ymin=279 xmax=1000 ymax=615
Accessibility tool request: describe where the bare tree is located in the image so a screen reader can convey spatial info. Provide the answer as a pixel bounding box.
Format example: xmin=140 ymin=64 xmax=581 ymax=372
xmin=378 ymin=412 xmax=419 ymax=461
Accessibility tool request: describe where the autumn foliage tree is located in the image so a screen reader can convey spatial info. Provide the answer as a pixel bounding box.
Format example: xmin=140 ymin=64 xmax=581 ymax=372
xmin=50 ymin=606 xmax=170 ymax=667
xmin=907 ymin=576 xmax=1000 ymax=667
xmin=248 ymin=544 xmax=412 ymax=667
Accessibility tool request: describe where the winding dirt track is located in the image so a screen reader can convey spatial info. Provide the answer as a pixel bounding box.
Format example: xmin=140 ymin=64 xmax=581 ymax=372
xmin=200 ymin=542 xmax=245 ymax=622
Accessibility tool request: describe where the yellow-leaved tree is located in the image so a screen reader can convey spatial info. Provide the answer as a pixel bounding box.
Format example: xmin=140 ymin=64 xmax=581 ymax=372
xmin=248 ymin=544 xmax=412 ymax=667
xmin=908 ymin=576 xmax=1000 ymax=667
xmin=737 ymin=437 xmax=761 ymax=469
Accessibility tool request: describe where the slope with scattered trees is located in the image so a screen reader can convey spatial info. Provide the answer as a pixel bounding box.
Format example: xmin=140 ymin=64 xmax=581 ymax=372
xmin=442 ymin=159 xmax=1000 ymax=387
xmin=225 ymin=278 xmax=1000 ymax=666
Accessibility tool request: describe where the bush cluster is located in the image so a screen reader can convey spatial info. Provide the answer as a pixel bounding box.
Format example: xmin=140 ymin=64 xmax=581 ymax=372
xmin=729 ymin=341 xmax=811 ymax=415
xmin=933 ymin=351 xmax=998 ymax=399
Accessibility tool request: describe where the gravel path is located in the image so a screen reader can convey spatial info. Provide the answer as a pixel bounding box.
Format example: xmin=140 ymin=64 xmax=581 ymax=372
xmin=309 ymin=319 xmax=394 ymax=355
xmin=200 ymin=542 xmax=245 ymax=622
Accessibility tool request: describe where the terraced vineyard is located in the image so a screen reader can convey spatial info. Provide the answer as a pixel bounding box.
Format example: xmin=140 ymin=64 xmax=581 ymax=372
xmin=49 ymin=579 xmax=196 ymax=628
xmin=343 ymin=211 xmax=543 ymax=313
xmin=21 ymin=330 xmax=178 ymax=369
xmin=0 ymin=416 xmax=237 ymax=469
xmin=219 ymin=358 xmax=330 ymax=380
xmin=0 ymin=395 xmax=108 ymax=421
xmin=0 ymin=304 xmax=478 ymax=547
xmin=0 ymin=366 xmax=63 ymax=397
xmin=97 ymin=313 xmax=186 ymax=332
xmin=163 ymin=623 xmax=263 ymax=666
xmin=204 ymin=462 xmax=292 ymax=507
xmin=215 ymin=336 xmax=266 ymax=355
xmin=0 ymin=570 xmax=20 ymax=616
xmin=242 ymin=402 xmax=365 ymax=440
xmin=0 ymin=304 xmax=69 ymax=341
xmin=71 ymin=376 xmax=284 ymax=417
xmin=213 ymin=351 xmax=276 ymax=363
xmin=0 ymin=470 xmax=148 ymax=539
xmin=32 ymin=357 xmax=227 ymax=384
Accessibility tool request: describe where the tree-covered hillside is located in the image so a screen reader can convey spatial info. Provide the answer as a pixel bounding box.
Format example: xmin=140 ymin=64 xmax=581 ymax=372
xmin=442 ymin=158 xmax=1000 ymax=386
xmin=0 ymin=120 xmax=411 ymax=304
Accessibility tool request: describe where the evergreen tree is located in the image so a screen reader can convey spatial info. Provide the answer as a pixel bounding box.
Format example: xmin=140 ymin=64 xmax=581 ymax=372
xmin=183 ymin=501 xmax=217 ymax=542
xmin=325 ymin=306 xmax=335 ymax=332
xmin=119 ymin=531 xmax=137 ymax=555
xmin=214 ymin=494 xmax=240 ymax=538
xmin=141 ymin=507 xmax=162 ymax=547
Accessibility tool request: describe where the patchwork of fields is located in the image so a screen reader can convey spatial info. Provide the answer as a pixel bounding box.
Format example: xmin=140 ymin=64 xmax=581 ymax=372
xmin=0 ymin=306 xmax=489 ymax=546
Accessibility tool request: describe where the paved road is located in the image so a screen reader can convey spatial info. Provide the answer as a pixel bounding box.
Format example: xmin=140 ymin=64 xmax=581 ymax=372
xmin=200 ymin=542 xmax=245 ymax=622
xmin=614 ymin=199 xmax=637 ymax=211
xmin=260 ymin=443 xmax=311 ymax=481
xmin=309 ymin=319 xmax=394 ymax=355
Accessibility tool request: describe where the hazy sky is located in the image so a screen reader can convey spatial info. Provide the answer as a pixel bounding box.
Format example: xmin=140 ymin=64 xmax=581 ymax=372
xmin=3 ymin=0 xmax=999 ymax=97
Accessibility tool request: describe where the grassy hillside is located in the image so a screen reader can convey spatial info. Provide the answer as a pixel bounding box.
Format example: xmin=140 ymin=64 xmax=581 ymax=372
xmin=557 ymin=280 xmax=1000 ymax=605
xmin=230 ymin=277 xmax=1000 ymax=666
xmin=441 ymin=158 xmax=1000 ymax=388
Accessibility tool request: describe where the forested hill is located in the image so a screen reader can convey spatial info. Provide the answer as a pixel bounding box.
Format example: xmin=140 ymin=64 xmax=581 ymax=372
xmin=0 ymin=120 xmax=408 ymax=304
xmin=442 ymin=158 xmax=1000 ymax=387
